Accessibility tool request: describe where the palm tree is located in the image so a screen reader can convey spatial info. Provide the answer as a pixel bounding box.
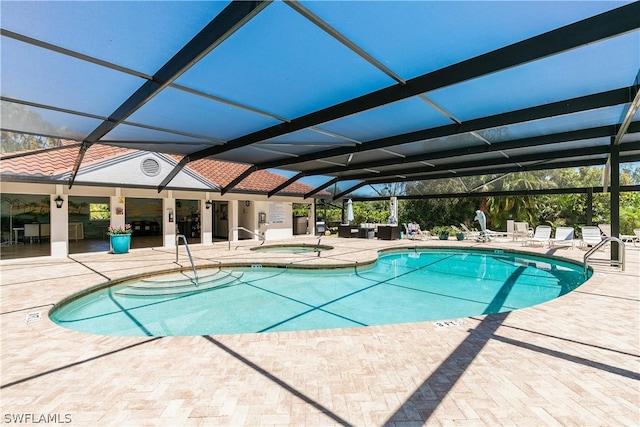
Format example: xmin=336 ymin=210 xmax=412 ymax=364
xmin=483 ymin=172 xmax=548 ymax=229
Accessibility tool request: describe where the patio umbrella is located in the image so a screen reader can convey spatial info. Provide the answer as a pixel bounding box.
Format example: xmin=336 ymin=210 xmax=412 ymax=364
xmin=346 ymin=199 xmax=354 ymax=224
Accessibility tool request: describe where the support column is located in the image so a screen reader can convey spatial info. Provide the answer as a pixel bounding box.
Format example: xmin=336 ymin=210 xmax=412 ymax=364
xmin=309 ymin=200 xmax=316 ymax=235
xmin=163 ymin=196 xmax=176 ymax=248
xmin=323 ymin=199 xmax=327 ymax=222
xmin=201 ymin=197 xmax=213 ymax=245
xmin=110 ymin=191 xmax=126 ymax=230
xmin=50 ymin=186 xmax=68 ymax=258
xmin=610 ymin=142 xmax=620 ymax=261
xmin=586 ymin=187 xmax=593 ymax=226
xmin=229 ymin=200 xmax=239 ymax=241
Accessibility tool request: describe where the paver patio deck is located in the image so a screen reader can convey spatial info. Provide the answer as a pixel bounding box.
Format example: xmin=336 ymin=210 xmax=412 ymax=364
xmin=1 ymin=236 xmax=638 ymax=426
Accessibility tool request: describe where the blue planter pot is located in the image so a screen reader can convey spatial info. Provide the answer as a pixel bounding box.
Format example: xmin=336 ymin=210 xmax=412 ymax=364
xmin=110 ymin=234 xmax=131 ymax=254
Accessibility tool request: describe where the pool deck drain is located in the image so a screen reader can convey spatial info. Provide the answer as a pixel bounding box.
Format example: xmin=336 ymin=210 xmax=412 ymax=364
xmin=1 ymin=236 xmax=638 ymax=426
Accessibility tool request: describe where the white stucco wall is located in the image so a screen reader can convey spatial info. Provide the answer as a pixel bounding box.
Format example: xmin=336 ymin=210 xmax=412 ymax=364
xmin=49 ymin=189 xmax=68 ymax=258
xmin=254 ymin=201 xmax=293 ymax=240
xmin=0 ymin=181 xmax=314 ymax=255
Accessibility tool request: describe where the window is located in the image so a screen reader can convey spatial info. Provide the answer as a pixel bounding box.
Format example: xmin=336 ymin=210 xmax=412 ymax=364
xmin=89 ymin=203 xmax=110 ymax=220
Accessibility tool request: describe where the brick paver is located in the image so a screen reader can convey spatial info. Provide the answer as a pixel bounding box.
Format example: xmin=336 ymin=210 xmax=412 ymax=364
xmin=1 ymin=237 xmax=638 ymax=426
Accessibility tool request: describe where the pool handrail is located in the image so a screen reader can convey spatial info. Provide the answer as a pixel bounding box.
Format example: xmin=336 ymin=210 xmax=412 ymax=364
xmin=228 ymin=226 xmax=265 ymax=250
xmin=583 ymin=236 xmax=625 ymax=277
xmin=176 ymin=234 xmax=199 ymax=286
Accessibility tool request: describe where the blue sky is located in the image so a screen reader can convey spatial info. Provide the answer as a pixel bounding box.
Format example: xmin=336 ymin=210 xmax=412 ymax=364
xmin=1 ymin=1 xmax=638 ymax=195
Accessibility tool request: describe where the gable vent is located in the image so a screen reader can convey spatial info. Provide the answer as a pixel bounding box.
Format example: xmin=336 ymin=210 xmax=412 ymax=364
xmin=141 ymin=157 xmax=161 ymax=177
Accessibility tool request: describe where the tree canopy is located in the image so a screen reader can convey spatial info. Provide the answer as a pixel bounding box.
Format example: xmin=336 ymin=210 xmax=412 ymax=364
xmin=336 ymin=165 xmax=640 ymax=235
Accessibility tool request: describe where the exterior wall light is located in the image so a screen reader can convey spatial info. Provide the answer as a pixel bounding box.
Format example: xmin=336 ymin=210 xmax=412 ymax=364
xmin=55 ymin=195 xmax=64 ymax=209
xmin=205 ymin=200 xmax=212 ymax=209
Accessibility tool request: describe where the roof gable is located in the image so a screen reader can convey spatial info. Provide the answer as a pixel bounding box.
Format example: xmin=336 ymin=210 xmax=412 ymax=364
xmin=59 ymin=151 xmax=217 ymax=190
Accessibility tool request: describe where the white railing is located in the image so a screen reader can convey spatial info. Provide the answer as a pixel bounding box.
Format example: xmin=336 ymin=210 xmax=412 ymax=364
xmin=583 ymin=236 xmax=625 ymax=278
xmin=176 ymin=234 xmax=199 ymax=286
xmin=228 ymin=227 xmax=265 ymax=250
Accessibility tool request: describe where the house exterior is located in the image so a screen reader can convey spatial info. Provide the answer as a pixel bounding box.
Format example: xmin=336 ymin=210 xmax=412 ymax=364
xmin=1 ymin=143 xmax=322 ymax=257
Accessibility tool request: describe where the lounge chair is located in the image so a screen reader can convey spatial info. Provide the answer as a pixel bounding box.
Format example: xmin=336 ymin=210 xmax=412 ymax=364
xmin=620 ymin=231 xmax=637 ymax=246
xmin=451 ymin=225 xmax=466 ymax=239
xmin=473 ymin=210 xmax=508 ymax=242
xmin=403 ymin=223 xmax=417 ymax=239
xmin=598 ymin=223 xmax=639 ymax=246
xmin=597 ymin=223 xmax=640 ymax=247
xmin=460 ymin=223 xmax=480 ymax=240
xmin=523 ymin=225 xmax=552 ymax=247
xmin=625 ymin=228 xmax=640 ymax=247
xmin=549 ymin=226 xmax=575 ymax=249
xmin=486 ymin=229 xmax=510 ymax=239
xmin=580 ymin=226 xmax=603 ymax=249
xmin=404 ymin=222 xmax=426 ymax=240
xmin=598 ymin=224 xmax=612 ymax=238
xmin=513 ymin=222 xmax=531 ymax=241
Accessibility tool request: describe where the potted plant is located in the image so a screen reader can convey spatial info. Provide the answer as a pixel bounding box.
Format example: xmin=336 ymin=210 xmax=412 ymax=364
xmin=431 ymin=226 xmax=452 ymax=240
xmin=456 ymin=232 xmax=465 ymax=241
xmin=107 ymin=224 xmax=132 ymax=254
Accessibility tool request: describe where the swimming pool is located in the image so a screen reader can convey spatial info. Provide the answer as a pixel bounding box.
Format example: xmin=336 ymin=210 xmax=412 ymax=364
xmin=50 ymin=249 xmax=588 ymax=336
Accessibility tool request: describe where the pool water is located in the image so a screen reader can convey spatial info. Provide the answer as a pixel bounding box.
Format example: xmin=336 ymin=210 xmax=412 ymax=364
xmin=50 ymin=249 xmax=587 ymax=336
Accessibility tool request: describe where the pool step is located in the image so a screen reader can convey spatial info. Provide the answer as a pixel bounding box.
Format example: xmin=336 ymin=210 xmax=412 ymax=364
xmin=115 ymin=270 xmax=243 ymax=297
xmin=136 ymin=270 xmax=232 ymax=288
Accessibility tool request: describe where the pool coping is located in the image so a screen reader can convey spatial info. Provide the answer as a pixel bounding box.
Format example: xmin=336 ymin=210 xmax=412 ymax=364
xmin=48 ymin=245 xmax=591 ymax=336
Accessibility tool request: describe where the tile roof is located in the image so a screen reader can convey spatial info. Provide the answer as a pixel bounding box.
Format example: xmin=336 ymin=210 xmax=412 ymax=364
xmin=1 ymin=143 xmax=324 ymax=197
xmin=187 ymin=159 xmax=317 ymax=195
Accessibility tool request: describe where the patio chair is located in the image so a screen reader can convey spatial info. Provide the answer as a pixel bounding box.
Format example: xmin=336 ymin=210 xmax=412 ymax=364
xmin=507 ymin=220 xmax=515 ymax=240
xmin=39 ymin=223 xmax=50 ymax=241
xmin=522 ymin=225 xmax=552 ymax=247
xmin=24 ymin=223 xmax=40 ymax=244
xmin=549 ymin=226 xmax=575 ymax=249
xmin=580 ymin=226 xmax=603 ymax=249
